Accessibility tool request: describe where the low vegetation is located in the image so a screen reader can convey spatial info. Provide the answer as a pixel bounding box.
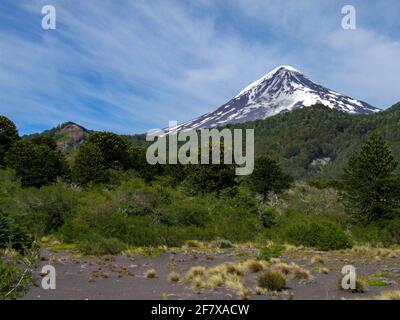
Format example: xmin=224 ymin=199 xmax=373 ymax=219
xmin=257 ymin=270 xmax=287 ymax=291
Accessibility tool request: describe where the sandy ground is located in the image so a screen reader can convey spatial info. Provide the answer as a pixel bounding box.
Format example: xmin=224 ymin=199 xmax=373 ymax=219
xmin=21 ymin=247 xmax=400 ymax=300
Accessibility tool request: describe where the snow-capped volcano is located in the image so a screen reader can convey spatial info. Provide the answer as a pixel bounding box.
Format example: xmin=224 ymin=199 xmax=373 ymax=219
xmin=170 ymin=66 xmax=380 ymax=132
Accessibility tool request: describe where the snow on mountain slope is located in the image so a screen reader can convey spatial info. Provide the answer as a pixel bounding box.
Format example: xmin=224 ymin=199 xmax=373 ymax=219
xmin=169 ymin=66 xmax=380 ymax=133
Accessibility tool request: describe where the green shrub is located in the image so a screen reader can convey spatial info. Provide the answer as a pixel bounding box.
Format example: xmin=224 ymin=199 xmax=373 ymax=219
xmin=13 ymin=184 xmax=79 ymax=234
xmin=5 ymin=139 xmax=68 ymax=188
xmin=0 ymin=259 xmax=31 ymax=300
xmin=258 ymin=243 xmax=284 ymax=261
xmin=0 ymin=169 xmax=20 ymax=197
xmin=155 ymin=199 xmax=210 ymax=227
xmin=259 ymin=207 xmax=277 ymax=228
xmin=349 ymin=220 xmax=400 ymax=247
xmin=257 ymin=270 xmax=286 ymax=291
xmin=0 ymin=210 xmax=33 ymax=252
xmin=0 ymin=116 xmax=19 ymax=167
xmin=386 ymin=218 xmax=400 ymax=244
xmin=78 ymin=235 xmax=126 ymax=256
xmin=57 ymin=179 xmax=263 ymax=249
xmin=283 ymin=220 xmax=352 ymax=251
xmin=116 ymin=179 xmax=167 ymax=216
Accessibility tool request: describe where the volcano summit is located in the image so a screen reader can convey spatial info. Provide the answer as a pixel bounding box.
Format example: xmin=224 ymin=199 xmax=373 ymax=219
xmin=170 ymin=66 xmax=380 ymax=132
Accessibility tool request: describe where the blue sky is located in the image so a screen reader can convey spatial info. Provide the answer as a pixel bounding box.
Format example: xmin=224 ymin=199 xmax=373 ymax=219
xmin=0 ymin=0 xmax=399 ymax=135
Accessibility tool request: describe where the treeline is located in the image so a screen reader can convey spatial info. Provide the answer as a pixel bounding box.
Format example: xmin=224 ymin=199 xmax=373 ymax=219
xmin=0 ymin=116 xmax=292 ymax=195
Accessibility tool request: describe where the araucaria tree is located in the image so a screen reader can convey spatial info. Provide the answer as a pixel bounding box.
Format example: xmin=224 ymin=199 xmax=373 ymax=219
xmin=249 ymin=156 xmax=292 ymax=200
xmin=342 ymin=133 xmax=400 ymax=224
xmin=5 ymin=137 xmax=68 ymax=187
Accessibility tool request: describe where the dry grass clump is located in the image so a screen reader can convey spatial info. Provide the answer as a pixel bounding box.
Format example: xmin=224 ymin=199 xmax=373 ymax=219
xmin=257 ymin=270 xmax=286 ymax=291
xmin=206 ymin=273 xmax=225 ymax=288
xmin=351 ymin=246 xmax=400 ymax=260
xmin=225 ymin=274 xmax=251 ymax=300
xmin=245 ymin=260 xmax=265 ymax=273
xmin=191 ymin=276 xmax=206 ymax=290
xmin=145 ymin=268 xmax=157 ymax=278
xmin=182 ymin=262 xmax=250 ymax=299
xmin=207 ymin=262 xmax=245 ymax=277
xmin=255 ymin=286 xmax=266 ymax=295
xmin=318 ymin=267 xmax=330 ymax=274
xmin=273 ymin=262 xmax=311 ymax=280
xmin=224 ymin=263 xmax=244 ymax=276
xmin=183 ymin=240 xmax=204 ymax=249
xmin=373 ymin=290 xmax=400 ymax=300
xmin=167 ymin=271 xmax=180 ymax=282
xmin=184 ymin=266 xmax=206 ymax=281
xmin=311 ymin=255 xmax=325 ymax=264
xmin=239 ymin=286 xmax=252 ymax=300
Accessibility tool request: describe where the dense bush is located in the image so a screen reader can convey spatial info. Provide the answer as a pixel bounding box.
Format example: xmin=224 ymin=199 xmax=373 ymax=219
xmin=259 ymin=207 xmax=277 ymax=228
xmin=154 ymin=199 xmax=210 ymax=227
xmin=283 ymin=220 xmax=352 ymax=251
xmin=0 ymin=259 xmax=31 ymax=300
xmin=78 ymin=234 xmax=126 ymax=256
xmin=12 ymin=184 xmax=80 ymax=234
xmin=258 ymin=243 xmax=284 ymax=260
xmin=0 ymin=116 xmax=19 ymax=166
xmin=72 ymin=142 xmax=109 ymax=185
xmin=5 ymin=139 xmax=68 ymax=187
xmin=0 ymin=210 xmax=33 ymax=252
xmin=56 ymin=178 xmax=262 ymax=252
xmin=88 ymin=132 xmax=130 ymax=169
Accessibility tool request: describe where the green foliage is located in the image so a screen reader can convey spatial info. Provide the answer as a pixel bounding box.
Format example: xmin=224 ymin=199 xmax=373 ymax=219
xmin=0 ymin=210 xmax=33 ymax=252
xmin=259 ymin=207 xmax=277 ymax=228
xmin=72 ymin=142 xmax=108 ymax=185
xmin=13 ymin=184 xmax=79 ymax=234
xmin=5 ymin=139 xmax=68 ymax=187
xmin=72 ymin=133 xmax=160 ymax=185
xmin=0 ymin=116 xmax=19 ymax=167
xmin=283 ymin=220 xmax=352 ymax=251
xmin=258 ymin=243 xmax=284 ymax=261
xmin=272 ymin=183 xmax=348 ymax=224
xmin=222 ymin=103 xmax=400 ymax=181
xmin=342 ymin=133 xmax=400 ymax=223
xmin=257 ymin=270 xmax=286 ymax=291
xmin=0 ymin=260 xmax=31 ymax=300
xmin=154 ymin=199 xmax=210 ymax=227
xmin=248 ymin=156 xmax=292 ymax=199
xmin=88 ymin=132 xmax=129 ymax=169
xmin=182 ymin=141 xmax=238 ymax=195
xmin=57 ymin=178 xmax=262 ymax=249
xmin=78 ymin=234 xmax=126 ymax=256
xmin=183 ymin=163 xmax=237 ymax=195
xmin=349 ymin=220 xmax=400 ymax=246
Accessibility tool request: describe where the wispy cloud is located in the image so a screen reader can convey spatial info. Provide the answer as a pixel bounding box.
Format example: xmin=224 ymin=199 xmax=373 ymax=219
xmin=0 ymin=0 xmax=399 ymax=134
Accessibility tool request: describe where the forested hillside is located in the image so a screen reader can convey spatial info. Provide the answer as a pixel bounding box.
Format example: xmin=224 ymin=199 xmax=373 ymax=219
xmin=228 ymin=103 xmax=400 ymax=180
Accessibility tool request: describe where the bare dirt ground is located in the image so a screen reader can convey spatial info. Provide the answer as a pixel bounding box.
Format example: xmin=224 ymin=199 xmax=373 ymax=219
xmin=22 ymin=246 xmax=400 ymax=300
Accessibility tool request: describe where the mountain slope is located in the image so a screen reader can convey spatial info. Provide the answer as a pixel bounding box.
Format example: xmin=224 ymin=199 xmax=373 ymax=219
xmin=231 ymin=103 xmax=400 ymax=180
xmin=26 ymin=122 xmax=90 ymax=153
xmin=171 ymin=66 xmax=380 ymax=132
